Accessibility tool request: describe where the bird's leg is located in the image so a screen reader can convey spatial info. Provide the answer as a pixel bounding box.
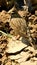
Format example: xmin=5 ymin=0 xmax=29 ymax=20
xmin=15 ymin=34 xmax=20 ymax=40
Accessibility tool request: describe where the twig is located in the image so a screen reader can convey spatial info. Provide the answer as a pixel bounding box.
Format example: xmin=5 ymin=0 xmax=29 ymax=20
xmin=0 ymin=30 xmax=12 ymax=38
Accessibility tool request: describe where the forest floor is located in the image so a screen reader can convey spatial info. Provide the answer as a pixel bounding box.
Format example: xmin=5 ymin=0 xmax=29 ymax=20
xmin=0 ymin=4 xmax=37 ymax=65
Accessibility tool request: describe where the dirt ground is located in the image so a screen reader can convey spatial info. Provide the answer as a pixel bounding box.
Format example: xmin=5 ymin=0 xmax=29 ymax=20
xmin=0 ymin=1 xmax=37 ymax=65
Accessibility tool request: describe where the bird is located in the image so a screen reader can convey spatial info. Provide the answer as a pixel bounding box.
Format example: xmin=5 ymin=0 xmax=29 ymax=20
xmin=10 ymin=18 xmax=27 ymax=38
xmin=10 ymin=14 xmax=35 ymax=48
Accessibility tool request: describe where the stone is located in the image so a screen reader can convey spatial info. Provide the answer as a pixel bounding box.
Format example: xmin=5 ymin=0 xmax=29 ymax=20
xmin=6 ymin=38 xmax=27 ymax=53
xmin=17 ymin=53 xmax=30 ymax=63
xmin=20 ymin=61 xmax=37 ymax=65
xmin=8 ymin=54 xmax=21 ymax=60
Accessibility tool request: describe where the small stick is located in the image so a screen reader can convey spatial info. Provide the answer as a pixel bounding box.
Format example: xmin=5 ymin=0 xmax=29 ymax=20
xmin=0 ymin=30 xmax=12 ymax=38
